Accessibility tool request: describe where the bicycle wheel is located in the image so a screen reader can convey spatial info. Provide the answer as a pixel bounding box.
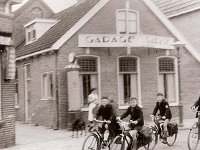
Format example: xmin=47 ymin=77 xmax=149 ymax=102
xmin=110 ymin=135 xmax=125 ymax=150
xmin=82 ymin=134 xmax=100 ymax=150
xmin=188 ymin=123 xmax=200 ymax=150
xmin=166 ymin=131 xmax=177 ymax=146
xmin=148 ymin=129 xmax=158 ymax=150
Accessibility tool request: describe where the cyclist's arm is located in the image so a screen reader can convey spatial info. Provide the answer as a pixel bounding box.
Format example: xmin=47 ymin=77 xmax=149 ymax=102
xmin=152 ymin=102 xmax=159 ymax=116
xmin=136 ymin=108 xmax=143 ymax=124
xmin=120 ymin=107 xmax=131 ymax=120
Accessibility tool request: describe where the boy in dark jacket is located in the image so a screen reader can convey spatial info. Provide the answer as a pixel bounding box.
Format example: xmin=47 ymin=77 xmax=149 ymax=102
xmin=151 ymin=93 xmax=172 ymax=144
xmin=96 ymin=97 xmax=115 ymax=138
xmin=119 ymin=97 xmax=144 ymax=150
xmin=191 ymin=96 xmax=200 ymax=135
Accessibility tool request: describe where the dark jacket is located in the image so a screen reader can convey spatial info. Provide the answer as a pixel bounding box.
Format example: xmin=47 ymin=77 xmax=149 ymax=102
xmin=193 ymin=96 xmax=200 ymax=117
xmin=152 ymin=99 xmax=172 ymax=120
xmin=120 ymin=105 xmax=144 ymax=126
xmin=96 ymin=104 xmax=114 ymax=120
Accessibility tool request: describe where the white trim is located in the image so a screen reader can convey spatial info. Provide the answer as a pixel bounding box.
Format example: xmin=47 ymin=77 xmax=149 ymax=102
xmin=76 ymin=55 xmax=101 ymax=107
xmin=157 ymin=56 xmax=179 ymax=106
xmin=16 ymin=48 xmax=56 ymax=60
xmin=168 ymin=7 xmax=200 ymax=18
xmin=24 ymin=18 xmax=57 ymax=28
xmin=117 ymin=55 xmax=142 ymax=108
xmin=142 ymin=0 xmax=200 ymax=63
xmin=52 ymin=0 xmax=110 ymax=49
xmin=81 ymin=107 xmax=89 ymax=112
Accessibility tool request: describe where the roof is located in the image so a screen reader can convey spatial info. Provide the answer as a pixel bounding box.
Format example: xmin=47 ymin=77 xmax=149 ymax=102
xmin=13 ymin=0 xmax=53 ymax=18
xmin=16 ymin=0 xmax=100 ymax=57
xmin=152 ymin=0 xmax=200 ymax=17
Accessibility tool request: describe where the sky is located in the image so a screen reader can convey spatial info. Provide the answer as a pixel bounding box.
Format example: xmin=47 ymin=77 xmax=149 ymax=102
xmin=12 ymin=0 xmax=77 ymax=13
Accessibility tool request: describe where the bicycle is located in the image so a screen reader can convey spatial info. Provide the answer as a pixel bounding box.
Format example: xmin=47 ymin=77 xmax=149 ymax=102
xmin=149 ymin=116 xmax=178 ymax=150
xmin=82 ymin=119 xmax=113 ymax=150
xmin=187 ymin=111 xmax=200 ymax=150
xmin=110 ymin=118 xmax=150 ymax=150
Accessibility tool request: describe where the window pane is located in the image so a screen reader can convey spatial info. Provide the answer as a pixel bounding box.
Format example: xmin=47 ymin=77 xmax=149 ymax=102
xmin=166 ymin=74 xmax=176 ymax=103
xmin=78 ymin=57 xmax=97 ymax=72
xmin=48 ymin=73 xmax=54 ymax=98
xmin=82 ymin=75 xmax=91 ymax=106
xmin=28 ymin=32 xmax=31 ymax=41
xmin=159 ymin=58 xmax=174 ymax=72
xmin=128 ymin=11 xmax=137 ymax=21
xmin=117 ymin=10 xmax=126 ymax=20
xmin=32 ymin=30 xmax=36 ymax=39
xmin=43 ymin=74 xmax=48 ymax=98
xmin=129 ymin=20 xmax=137 ymax=34
xmin=119 ymin=57 xmax=137 ymax=72
xmin=27 ymin=80 xmax=31 ymax=101
xmin=131 ymin=74 xmax=137 ymax=98
xmin=123 ymin=74 xmax=131 ymax=103
xmin=118 ymin=20 xmax=126 ymax=33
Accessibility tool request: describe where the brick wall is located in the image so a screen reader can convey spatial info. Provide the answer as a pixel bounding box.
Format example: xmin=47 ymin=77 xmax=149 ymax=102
xmin=0 ymin=56 xmax=15 ymax=148
xmin=0 ymin=13 xmax=13 ymax=33
xmin=16 ymin=53 xmax=58 ymax=129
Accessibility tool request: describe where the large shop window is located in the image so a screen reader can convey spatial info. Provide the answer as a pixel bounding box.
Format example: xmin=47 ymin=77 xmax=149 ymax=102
xmin=41 ymin=72 xmax=54 ymax=100
xmin=116 ymin=9 xmax=139 ymax=34
xmin=118 ymin=57 xmax=139 ymax=106
xmin=77 ymin=56 xmax=99 ymax=106
xmin=158 ymin=57 xmax=178 ymax=105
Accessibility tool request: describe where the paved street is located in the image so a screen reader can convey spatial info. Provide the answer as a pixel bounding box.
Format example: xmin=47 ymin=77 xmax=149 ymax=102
xmin=1 ymin=122 xmax=199 ymax=150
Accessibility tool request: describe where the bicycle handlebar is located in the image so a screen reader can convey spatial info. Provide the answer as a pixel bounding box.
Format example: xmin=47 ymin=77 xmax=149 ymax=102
xmin=93 ymin=119 xmax=111 ymax=124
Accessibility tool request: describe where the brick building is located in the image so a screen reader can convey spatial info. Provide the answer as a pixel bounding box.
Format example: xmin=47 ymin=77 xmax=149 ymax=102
xmin=0 ymin=0 xmax=21 ymax=148
xmin=152 ymin=0 xmax=200 ymax=123
xmin=12 ymin=0 xmax=54 ymax=121
xmin=15 ymin=0 xmax=200 ymax=129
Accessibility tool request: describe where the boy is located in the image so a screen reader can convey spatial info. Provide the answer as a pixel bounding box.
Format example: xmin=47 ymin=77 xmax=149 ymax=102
xmin=119 ymin=97 xmax=144 ymax=150
xmin=152 ymin=93 xmax=172 ymax=144
xmin=96 ymin=97 xmax=114 ymax=138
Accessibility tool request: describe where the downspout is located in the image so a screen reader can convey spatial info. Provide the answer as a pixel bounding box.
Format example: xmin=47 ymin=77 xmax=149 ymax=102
xmin=55 ymin=51 xmax=59 ymax=129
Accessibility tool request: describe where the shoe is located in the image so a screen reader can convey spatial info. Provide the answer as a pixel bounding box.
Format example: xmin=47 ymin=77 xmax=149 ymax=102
xmin=161 ymin=139 xmax=167 ymax=144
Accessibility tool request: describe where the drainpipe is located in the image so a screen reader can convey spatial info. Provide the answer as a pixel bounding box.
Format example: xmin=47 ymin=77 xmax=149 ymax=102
xmin=173 ymin=41 xmax=185 ymax=127
xmin=55 ymin=51 xmax=59 ymax=129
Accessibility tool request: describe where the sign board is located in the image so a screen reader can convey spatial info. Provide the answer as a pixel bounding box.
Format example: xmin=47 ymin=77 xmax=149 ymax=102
xmin=0 ymin=36 xmax=11 ymax=46
xmin=78 ymin=34 xmax=174 ymax=49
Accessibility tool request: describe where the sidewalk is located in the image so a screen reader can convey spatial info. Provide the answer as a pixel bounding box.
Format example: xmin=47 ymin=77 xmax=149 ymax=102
xmin=2 ymin=122 xmax=85 ymax=150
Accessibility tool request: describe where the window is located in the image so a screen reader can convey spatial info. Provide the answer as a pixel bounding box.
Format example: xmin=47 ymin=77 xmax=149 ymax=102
xmin=118 ymin=57 xmax=140 ymax=106
xmin=77 ymin=56 xmax=99 ymax=106
xmin=0 ymin=52 xmax=2 ymax=120
xmin=158 ymin=57 xmax=178 ymax=105
xmin=26 ymin=25 xmax=36 ymax=43
xmin=116 ymin=9 xmax=139 ymax=34
xmin=41 ymin=72 xmax=54 ymax=100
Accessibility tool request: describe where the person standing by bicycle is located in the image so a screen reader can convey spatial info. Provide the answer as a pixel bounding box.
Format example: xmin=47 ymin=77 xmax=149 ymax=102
xmin=95 ymin=97 xmax=115 ymax=140
xmin=151 ymin=93 xmax=172 ymax=144
xmin=191 ymin=96 xmax=200 ymax=135
xmin=118 ymin=97 xmax=144 ymax=150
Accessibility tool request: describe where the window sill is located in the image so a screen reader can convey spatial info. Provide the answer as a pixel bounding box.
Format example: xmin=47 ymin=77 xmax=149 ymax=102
xmin=15 ymin=106 xmax=20 ymax=109
xmin=118 ymin=105 xmax=143 ymax=110
xmin=0 ymin=120 xmax=5 ymax=128
xmin=41 ymin=98 xmax=54 ymax=101
xmin=81 ymin=107 xmax=89 ymax=111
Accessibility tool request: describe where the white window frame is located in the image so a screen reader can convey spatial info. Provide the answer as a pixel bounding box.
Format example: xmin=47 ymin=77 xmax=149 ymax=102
xmin=26 ymin=25 xmax=36 ymax=44
xmin=157 ymin=56 xmax=179 ymax=106
xmin=116 ymin=9 xmax=140 ymax=34
xmin=41 ymin=71 xmax=55 ymax=101
xmin=77 ymin=55 xmax=101 ymax=111
xmin=117 ymin=56 xmax=142 ymax=109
